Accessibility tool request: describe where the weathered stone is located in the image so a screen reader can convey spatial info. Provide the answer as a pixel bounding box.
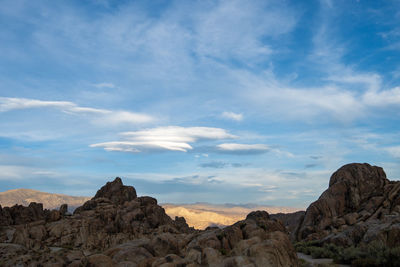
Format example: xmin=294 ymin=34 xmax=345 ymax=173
xmin=0 ymin=178 xmax=299 ymax=267
xmin=59 ymin=204 xmax=68 ymax=215
xmin=94 ymin=177 xmax=137 ymax=205
xmin=87 ymin=254 xmax=115 ymax=267
xmin=296 ymin=163 xmax=400 ymax=248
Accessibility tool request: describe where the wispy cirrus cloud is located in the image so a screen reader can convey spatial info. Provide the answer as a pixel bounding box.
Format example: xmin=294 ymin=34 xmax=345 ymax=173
xmin=385 ymin=146 xmax=400 ymax=158
xmin=194 ymin=0 xmax=297 ymax=64
xmin=199 ymin=161 xmax=249 ymax=169
xmin=0 ymin=97 xmax=105 ymax=114
xmin=93 ymin=83 xmax=115 ymax=89
xmin=216 ymin=143 xmax=270 ymax=154
xmin=0 ymin=97 xmax=154 ymax=125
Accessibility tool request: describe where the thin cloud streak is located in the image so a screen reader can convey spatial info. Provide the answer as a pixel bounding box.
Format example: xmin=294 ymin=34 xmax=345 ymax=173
xmin=217 ymin=143 xmax=270 ymax=154
xmin=0 ymin=97 xmax=154 ymax=125
xmin=93 ymin=83 xmax=115 ymax=89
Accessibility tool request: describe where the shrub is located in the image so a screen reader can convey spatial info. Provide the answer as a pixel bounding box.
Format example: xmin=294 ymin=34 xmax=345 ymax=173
xmin=351 ymin=258 xmax=378 ymax=267
xmin=298 ymin=258 xmax=310 ymax=267
xmin=323 ymin=243 xmax=341 ymax=255
xmin=219 ymin=248 xmax=227 ymax=256
xmin=334 ymin=246 xmax=367 ymax=264
xmin=378 ymin=246 xmax=400 ymax=267
xmin=295 ymin=238 xmax=400 ymax=266
xmin=306 ymin=246 xmax=334 ymax=259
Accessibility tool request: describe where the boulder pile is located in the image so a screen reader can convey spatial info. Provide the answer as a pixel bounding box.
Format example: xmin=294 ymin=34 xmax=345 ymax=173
xmin=278 ymin=163 xmax=400 ymax=248
xmin=0 ymin=177 xmax=299 ymax=266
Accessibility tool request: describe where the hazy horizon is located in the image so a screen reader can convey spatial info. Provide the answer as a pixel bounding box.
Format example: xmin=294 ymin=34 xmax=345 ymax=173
xmin=0 ymin=187 xmax=306 ymax=209
xmin=1 ymin=0 xmax=400 ymax=208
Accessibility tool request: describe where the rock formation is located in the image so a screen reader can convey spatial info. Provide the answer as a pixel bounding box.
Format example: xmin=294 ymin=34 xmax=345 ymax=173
xmin=0 ymin=188 xmax=90 ymax=211
xmin=0 ymin=177 xmax=299 ymax=266
xmin=295 ymin=163 xmax=400 ymax=247
xmin=270 ymin=211 xmax=305 ymax=241
xmin=93 ymin=177 xmax=137 ymax=204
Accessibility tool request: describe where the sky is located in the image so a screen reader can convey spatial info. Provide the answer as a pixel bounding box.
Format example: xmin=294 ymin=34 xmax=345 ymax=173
xmin=1 ymin=0 xmax=400 ymax=208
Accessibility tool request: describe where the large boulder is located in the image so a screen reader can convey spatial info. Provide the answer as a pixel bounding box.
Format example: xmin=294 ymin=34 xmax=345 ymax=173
xmin=297 ymin=163 xmax=400 ymax=247
xmin=94 ymin=177 xmax=137 ymax=205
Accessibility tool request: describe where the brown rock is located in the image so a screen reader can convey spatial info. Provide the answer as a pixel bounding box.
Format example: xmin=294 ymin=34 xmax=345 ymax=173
xmin=297 ymin=163 xmax=400 ymax=249
xmin=47 ymin=210 xmax=61 ymax=222
xmin=59 ymin=204 xmax=68 ymax=215
xmin=87 ymin=254 xmax=115 ymax=267
xmin=94 ymin=177 xmax=137 ymax=205
xmin=344 ymin=212 xmax=358 ymax=225
xmin=270 ymin=210 xmax=305 ymax=241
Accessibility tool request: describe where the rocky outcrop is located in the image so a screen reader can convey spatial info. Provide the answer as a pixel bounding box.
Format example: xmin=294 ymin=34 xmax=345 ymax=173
xmin=296 ymin=163 xmax=400 ymax=247
xmin=59 ymin=203 xmax=68 ymax=216
xmin=271 ymin=210 xmax=305 ymax=241
xmin=0 ymin=178 xmax=299 ymax=266
xmin=93 ymin=177 xmax=137 ymax=204
xmin=0 ymin=202 xmax=65 ymax=226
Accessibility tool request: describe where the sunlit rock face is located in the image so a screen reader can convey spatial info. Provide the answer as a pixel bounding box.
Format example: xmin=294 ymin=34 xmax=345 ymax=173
xmin=0 ymin=178 xmax=299 ymax=266
xmin=295 ymin=163 xmax=400 ymax=247
xmin=163 ymin=203 xmax=301 ymax=230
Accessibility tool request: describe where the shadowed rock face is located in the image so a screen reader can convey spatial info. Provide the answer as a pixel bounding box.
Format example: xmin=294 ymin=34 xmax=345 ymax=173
xmin=0 ymin=202 xmax=63 ymax=227
xmin=270 ymin=211 xmax=305 ymax=241
xmin=296 ymin=163 xmax=400 ymax=247
xmin=94 ymin=177 xmax=137 ymax=204
xmin=0 ymin=177 xmax=299 ymax=267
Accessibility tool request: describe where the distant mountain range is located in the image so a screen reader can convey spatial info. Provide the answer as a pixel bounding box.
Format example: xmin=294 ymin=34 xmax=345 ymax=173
xmin=0 ymin=188 xmax=300 ymax=229
xmin=0 ymin=189 xmax=90 ymax=212
xmin=163 ymin=203 xmax=301 ymax=229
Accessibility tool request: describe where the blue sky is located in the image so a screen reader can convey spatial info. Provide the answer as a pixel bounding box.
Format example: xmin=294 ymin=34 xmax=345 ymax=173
xmin=1 ymin=0 xmax=400 ymax=208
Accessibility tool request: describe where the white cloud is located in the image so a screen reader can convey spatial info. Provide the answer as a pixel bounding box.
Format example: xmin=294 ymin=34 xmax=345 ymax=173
xmin=217 ymin=143 xmax=270 ymax=153
xmin=0 ymin=97 xmax=104 ymax=113
xmin=91 ymin=141 xmax=193 ymax=152
xmin=236 ymin=58 xmax=400 ymax=123
xmin=96 ymin=111 xmax=154 ymax=125
xmin=221 ymin=111 xmax=243 ymax=121
xmin=327 ymin=73 xmax=382 ymax=91
xmin=91 ymin=126 xmax=237 ymax=153
xmin=0 ymin=165 xmax=61 ymax=180
xmin=0 ymin=97 xmax=154 ymax=125
xmin=93 ymin=82 xmax=115 ymax=89
xmin=122 ymin=126 xmax=237 ymax=142
xmin=194 ymin=0 xmax=296 ymax=63
xmin=363 ymin=87 xmax=400 ymax=106
xmin=385 ymin=146 xmax=400 ymax=158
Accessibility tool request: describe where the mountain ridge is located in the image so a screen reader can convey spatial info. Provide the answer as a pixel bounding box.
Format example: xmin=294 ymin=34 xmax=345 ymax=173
xmin=0 ymin=188 xmax=90 ymax=211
